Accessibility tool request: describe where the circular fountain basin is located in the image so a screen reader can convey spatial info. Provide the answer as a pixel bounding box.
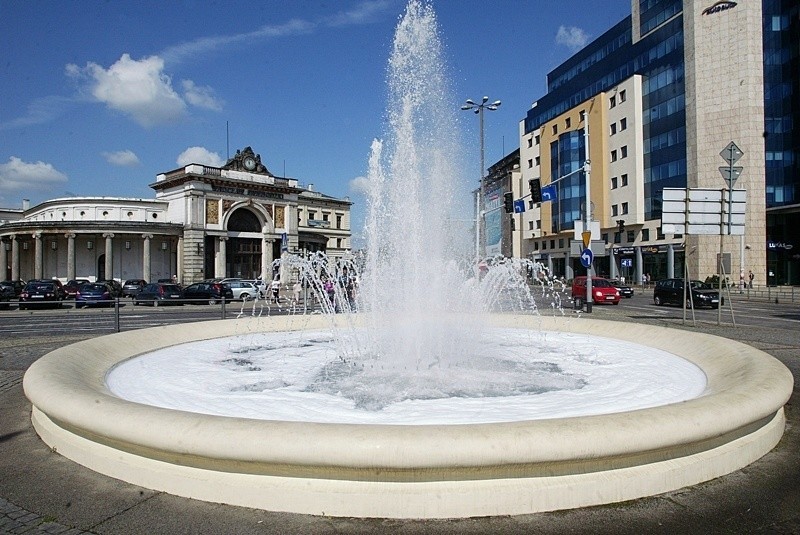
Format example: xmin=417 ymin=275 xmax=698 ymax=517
xmin=24 ymin=315 xmax=793 ymax=519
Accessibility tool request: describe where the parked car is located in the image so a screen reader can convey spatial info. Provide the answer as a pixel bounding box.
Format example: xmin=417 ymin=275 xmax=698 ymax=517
xmin=1 ymin=279 xmax=26 ymax=297
xmin=98 ymin=279 xmax=123 ymax=298
xmin=227 ymin=280 xmax=259 ymax=301
xmin=571 ymin=276 xmax=621 ymax=305
xmin=19 ymin=280 xmax=64 ymax=309
xmin=0 ymin=283 xmax=14 ymax=309
xmin=64 ymin=279 xmax=91 ymax=299
xmin=26 ymin=279 xmax=67 ymax=301
xmin=75 ymin=283 xmax=114 ymax=308
xmin=653 ymin=278 xmax=720 ymax=309
xmin=611 ymin=279 xmax=634 ymax=298
xmin=182 ymin=281 xmax=234 ymax=305
xmin=122 ymin=279 xmax=147 ymax=298
xmin=134 ymin=283 xmax=184 ymax=307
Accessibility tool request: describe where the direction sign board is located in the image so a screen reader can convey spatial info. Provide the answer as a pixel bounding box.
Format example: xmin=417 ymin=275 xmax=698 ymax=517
xmin=659 ymin=187 xmax=746 ymax=236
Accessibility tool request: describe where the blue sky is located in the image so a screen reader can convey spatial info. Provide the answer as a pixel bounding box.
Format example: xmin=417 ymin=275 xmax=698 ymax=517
xmin=0 ymin=0 xmax=630 ymax=241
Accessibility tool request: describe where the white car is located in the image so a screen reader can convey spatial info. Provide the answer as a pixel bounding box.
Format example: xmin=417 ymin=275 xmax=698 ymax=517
xmin=227 ymin=281 xmax=258 ymax=301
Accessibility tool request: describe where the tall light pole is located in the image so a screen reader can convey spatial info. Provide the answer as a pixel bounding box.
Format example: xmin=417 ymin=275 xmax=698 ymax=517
xmin=461 ymin=96 xmax=501 ymax=269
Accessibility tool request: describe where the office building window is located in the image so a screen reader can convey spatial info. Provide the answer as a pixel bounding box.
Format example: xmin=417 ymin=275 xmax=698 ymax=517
xmin=612 ymin=204 xmax=619 ymax=216
xmin=621 ymin=173 xmax=628 ymax=186
xmin=527 ymin=137 xmax=533 ymax=148
xmin=622 ymin=202 xmax=628 ymax=214
xmin=535 ymin=156 xmax=540 ymax=166
xmin=536 ymin=219 xmax=541 ymax=229
xmin=657 ymin=227 xmax=665 ymax=240
xmin=610 ymin=95 xmax=616 ymax=108
xmin=579 ymin=110 xmax=586 ymax=122
xmin=336 ymin=215 xmax=342 ymax=228
xmin=627 ymin=230 xmax=635 ymax=242
xmin=614 ymin=232 xmax=622 ymax=244
xmin=558 ymin=238 xmax=564 ymax=248
xmin=565 ymin=117 xmax=571 ymax=129
xmin=611 ymin=176 xmax=618 ymax=189
xmin=641 ymin=228 xmax=650 ymax=241
xmin=602 ymin=233 xmax=609 ymax=244
xmin=528 ymin=221 xmax=534 ymax=230
xmin=621 ymin=145 xmax=628 ymax=158
xmin=620 ymin=117 xmax=627 ymax=130
xmin=611 ymin=150 xmax=618 ymax=162
xmin=552 ymin=125 xmax=558 ymax=135
xmin=535 ymin=134 xmax=540 ymax=145
xmin=528 ymin=159 xmax=534 ymax=168
xmin=619 ymin=89 xmax=626 ymax=103
xmin=610 ymin=123 xmax=617 ymax=135
xmin=550 ymin=240 xmax=556 ymax=249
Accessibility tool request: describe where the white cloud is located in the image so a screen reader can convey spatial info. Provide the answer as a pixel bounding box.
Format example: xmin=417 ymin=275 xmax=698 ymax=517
xmin=176 ymin=147 xmax=224 ymax=167
xmin=182 ymin=80 xmax=224 ymax=111
xmin=555 ymin=25 xmax=590 ymax=52
xmin=0 ymin=156 xmax=68 ymax=193
xmin=66 ymin=54 xmax=186 ymax=127
xmin=348 ymin=175 xmax=370 ymax=194
xmin=102 ymin=150 xmax=140 ymax=167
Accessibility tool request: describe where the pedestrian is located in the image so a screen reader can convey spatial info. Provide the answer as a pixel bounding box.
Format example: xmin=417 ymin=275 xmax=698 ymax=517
xmin=292 ymin=280 xmax=302 ymax=304
xmin=739 ymin=269 xmax=745 ymax=293
xmin=748 ymin=270 xmax=754 ymax=289
xmin=645 ymin=273 xmax=651 ymax=286
xmin=270 ymin=278 xmax=281 ymax=303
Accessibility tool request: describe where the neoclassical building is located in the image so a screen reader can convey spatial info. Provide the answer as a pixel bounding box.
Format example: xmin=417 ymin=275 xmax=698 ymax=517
xmin=0 ymin=147 xmax=352 ymax=284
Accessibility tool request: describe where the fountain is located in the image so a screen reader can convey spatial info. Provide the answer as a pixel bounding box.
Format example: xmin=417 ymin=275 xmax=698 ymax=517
xmin=23 ymin=0 xmax=793 ymax=519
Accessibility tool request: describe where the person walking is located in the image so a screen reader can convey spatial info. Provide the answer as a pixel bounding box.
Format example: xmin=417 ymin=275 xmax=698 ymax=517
xmin=270 ymin=278 xmax=281 ymax=304
xmin=748 ymin=270 xmax=754 ymax=289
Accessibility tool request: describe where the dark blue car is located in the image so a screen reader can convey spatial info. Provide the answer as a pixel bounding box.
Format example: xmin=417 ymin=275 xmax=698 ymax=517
xmin=75 ymin=283 xmax=113 ymax=308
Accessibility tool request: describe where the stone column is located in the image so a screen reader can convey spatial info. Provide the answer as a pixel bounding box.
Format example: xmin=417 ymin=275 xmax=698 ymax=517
xmin=0 ymin=239 xmax=7 ymax=281
xmin=177 ymin=236 xmax=184 ymax=285
xmin=103 ymin=233 xmax=114 ymax=280
xmin=142 ymin=234 xmax=152 ymax=283
xmin=667 ymin=244 xmax=675 ymax=279
xmin=66 ymin=233 xmax=76 ymax=281
xmin=33 ymin=232 xmax=43 ymax=279
xmin=216 ymin=237 xmax=227 ymax=278
xmin=609 ymin=248 xmax=617 ymax=280
xmin=636 ymin=246 xmax=644 ymax=286
xmin=10 ymin=236 xmax=19 ymax=280
xmin=262 ymin=236 xmax=274 ymax=281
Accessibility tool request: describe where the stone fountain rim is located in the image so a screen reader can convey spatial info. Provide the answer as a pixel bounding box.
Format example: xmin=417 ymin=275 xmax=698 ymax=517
xmin=24 ymin=314 xmax=793 ymax=470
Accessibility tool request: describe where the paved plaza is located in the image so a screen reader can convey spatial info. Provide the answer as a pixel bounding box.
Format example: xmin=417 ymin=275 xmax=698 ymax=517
xmin=1 ymin=307 xmax=799 ymax=534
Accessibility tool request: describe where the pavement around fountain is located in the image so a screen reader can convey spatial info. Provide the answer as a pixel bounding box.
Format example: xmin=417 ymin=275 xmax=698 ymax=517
xmin=1 ymin=313 xmax=798 ymax=534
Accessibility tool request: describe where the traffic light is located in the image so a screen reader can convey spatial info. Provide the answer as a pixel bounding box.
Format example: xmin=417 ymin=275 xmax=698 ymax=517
xmin=509 ymin=215 xmax=515 ymax=231
xmin=503 ymin=192 xmax=514 ymax=213
xmin=617 ymin=219 xmax=625 ymax=233
xmin=529 ymin=179 xmax=542 ymax=203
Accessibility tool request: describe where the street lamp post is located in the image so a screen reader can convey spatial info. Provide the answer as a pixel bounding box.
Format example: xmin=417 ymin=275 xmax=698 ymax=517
xmin=461 ymin=96 xmax=501 ymax=270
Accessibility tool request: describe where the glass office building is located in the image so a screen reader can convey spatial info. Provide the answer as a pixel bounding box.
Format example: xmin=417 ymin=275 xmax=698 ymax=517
xmin=518 ymin=0 xmax=799 ymax=285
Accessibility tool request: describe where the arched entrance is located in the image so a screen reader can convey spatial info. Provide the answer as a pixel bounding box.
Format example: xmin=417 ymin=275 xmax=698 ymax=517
xmin=226 ymin=208 xmax=263 ymax=279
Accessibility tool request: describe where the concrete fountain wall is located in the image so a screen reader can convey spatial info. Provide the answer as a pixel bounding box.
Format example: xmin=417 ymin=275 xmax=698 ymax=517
xmin=24 ymin=315 xmax=793 ymax=519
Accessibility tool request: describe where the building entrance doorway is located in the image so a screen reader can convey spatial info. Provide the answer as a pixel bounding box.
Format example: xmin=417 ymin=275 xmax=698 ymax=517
xmin=226 ymin=238 xmax=261 ymax=279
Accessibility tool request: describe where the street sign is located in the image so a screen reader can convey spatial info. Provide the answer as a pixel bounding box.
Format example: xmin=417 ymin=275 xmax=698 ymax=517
xmin=719 ymin=166 xmax=743 ymax=187
xmin=720 ymin=141 xmax=743 ymax=165
xmin=541 ymin=184 xmax=557 ymax=202
xmin=513 ymin=199 xmax=526 ymax=213
xmin=581 ymin=231 xmax=591 ymax=248
xmin=580 ymin=248 xmax=593 ymax=268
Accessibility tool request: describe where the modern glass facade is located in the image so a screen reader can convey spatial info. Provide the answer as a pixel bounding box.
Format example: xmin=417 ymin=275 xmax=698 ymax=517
xmin=522 ymin=0 xmax=800 ymax=284
xmin=763 ymin=0 xmax=800 ymax=284
xmin=525 ymin=5 xmax=685 ymax=221
xmin=550 ymin=130 xmax=586 ymax=231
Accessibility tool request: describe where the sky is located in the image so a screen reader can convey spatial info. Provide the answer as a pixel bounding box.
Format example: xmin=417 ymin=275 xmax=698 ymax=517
xmin=0 ymin=0 xmax=631 ymax=243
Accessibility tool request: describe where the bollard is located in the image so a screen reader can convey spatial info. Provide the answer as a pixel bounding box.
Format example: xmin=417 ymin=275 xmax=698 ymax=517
xmin=585 ymin=302 xmax=593 ymax=313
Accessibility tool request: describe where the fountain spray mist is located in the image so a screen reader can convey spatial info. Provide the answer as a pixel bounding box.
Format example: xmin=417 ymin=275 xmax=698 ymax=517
xmin=359 ymin=0 xmax=484 ymax=369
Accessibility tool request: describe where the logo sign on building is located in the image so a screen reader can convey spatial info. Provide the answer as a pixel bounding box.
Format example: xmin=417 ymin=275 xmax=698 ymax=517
xmin=702 ymin=1 xmax=737 ymax=16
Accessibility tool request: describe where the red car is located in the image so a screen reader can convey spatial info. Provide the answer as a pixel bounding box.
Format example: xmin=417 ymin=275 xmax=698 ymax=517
xmin=571 ymin=276 xmax=621 ymax=305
